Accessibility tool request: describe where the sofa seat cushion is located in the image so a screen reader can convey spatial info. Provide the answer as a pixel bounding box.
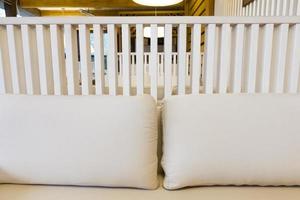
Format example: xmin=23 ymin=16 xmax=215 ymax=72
xmin=1 ymin=181 xmax=300 ymax=200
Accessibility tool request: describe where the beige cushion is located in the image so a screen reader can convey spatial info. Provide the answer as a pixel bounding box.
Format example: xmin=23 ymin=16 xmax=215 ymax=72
xmin=162 ymin=94 xmax=300 ymax=189
xmin=0 ymin=95 xmax=158 ymax=189
xmin=1 ymin=179 xmax=300 ymax=200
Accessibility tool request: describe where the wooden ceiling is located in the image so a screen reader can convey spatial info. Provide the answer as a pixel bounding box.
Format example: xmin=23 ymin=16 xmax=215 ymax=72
xmin=19 ymin=0 xmax=186 ymax=16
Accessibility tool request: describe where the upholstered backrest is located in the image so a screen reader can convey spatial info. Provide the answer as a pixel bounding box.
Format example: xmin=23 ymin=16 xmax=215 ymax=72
xmin=0 ymin=95 xmax=158 ymax=189
xmin=162 ymin=94 xmax=300 ymax=189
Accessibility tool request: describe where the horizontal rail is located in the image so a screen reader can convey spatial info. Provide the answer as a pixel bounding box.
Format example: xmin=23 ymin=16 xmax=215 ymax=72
xmin=0 ymin=16 xmax=300 ymax=25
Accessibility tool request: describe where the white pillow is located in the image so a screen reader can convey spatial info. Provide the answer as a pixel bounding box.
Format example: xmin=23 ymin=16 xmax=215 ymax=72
xmin=0 ymin=95 xmax=158 ymax=189
xmin=162 ymin=94 xmax=300 ymax=189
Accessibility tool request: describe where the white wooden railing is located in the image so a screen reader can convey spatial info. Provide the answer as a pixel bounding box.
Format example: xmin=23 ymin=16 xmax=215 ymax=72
xmin=0 ymin=17 xmax=300 ymax=101
xmin=216 ymin=0 xmax=300 ymax=17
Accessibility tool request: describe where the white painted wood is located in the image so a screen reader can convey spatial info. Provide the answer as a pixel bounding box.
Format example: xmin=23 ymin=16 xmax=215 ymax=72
xmin=265 ymin=0 xmax=270 ymax=16
xmin=259 ymin=24 xmax=274 ymax=93
xmin=297 ymin=0 xmax=300 ymax=15
xmin=271 ymin=24 xmax=289 ymax=93
xmin=276 ymin=0 xmax=282 ymax=16
xmin=150 ymin=24 xmax=158 ymax=100
xmin=288 ymin=0 xmax=295 ymax=16
xmin=282 ymin=0 xmax=288 ymax=16
xmin=164 ymin=24 xmax=172 ymax=97
xmin=0 ymin=47 xmax=5 ymax=94
xmin=93 ymin=24 xmax=105 ymax=95
xmin=218 ymin=24 xmax=231 ymax=94
xmin=249 ymin=3 xmax=253 ymax=16
xmin=7 ymin=25 xmax=26 ymax=94
xmin=107 ymin=24 xmax=118 ymax=96
xmin=50 ymin=24 xmax=66 ymax=95
xmin=237 ymin=0 xmax=241 ymax=16
xmin=246 ymin=5 xmax=250 ymax=16
xmin=245 ymin=24 xmax=259 ymax=93
xmin=0 ymin=25 xmax=12 ymax=94
xmin=204 ymin=24 xmax=216 ymax=94
xmin=256 ymin=0 xmax=261 ymax=16
xmin=64 ymin=24 xmax=80 ymax=95
xmin=285 ymin=24 xmax=300 ymax=93
xmin=191 ymin=24 xmax=201 ymax=95
xmin=136 ymin=24 xmax=144 ymax=95
xmin=231 ymin=24 xmax=245 ymax=93
xmin=252 ymin=0 xmax=257 ymax=16
xmin=271 ymin=0 xmax=277 ymax=16
xmin=260 ymin=0 xmax=266 ymax=16
xmin=121 ymin=24 xmax=131 ymax=96
xmin=79 ymin=24 xmax=92 ymax=95
xmin=36 ymin=25 xmax=54 ymax=95
xmin=1 ymin=16 xmax=300 ymax=25
xmin=233 ymin=0 xmax=237 ymax=16
xmin=177 ymin=24 xmax=187 ymax=95
xmin=21 ymin=25 xmax=40 ymax=95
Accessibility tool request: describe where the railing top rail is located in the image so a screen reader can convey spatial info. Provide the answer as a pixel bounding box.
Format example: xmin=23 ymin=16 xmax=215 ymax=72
xmin=0 ymin=16 xmax=299 ymax=25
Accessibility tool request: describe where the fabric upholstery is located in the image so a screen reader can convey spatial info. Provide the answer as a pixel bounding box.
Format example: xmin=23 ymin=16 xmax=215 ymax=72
xmin=162 ymin=94 xmax=300 ymax=189
xmin=0 ymin=95 xmax=158 ymax=189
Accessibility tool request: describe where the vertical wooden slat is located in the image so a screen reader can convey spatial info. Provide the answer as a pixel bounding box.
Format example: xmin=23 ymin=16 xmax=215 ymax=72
xmin=121 ymin=24 xmax=131 ymax=96
xmin=79 ymin=24 xmax=92 ymax=95
xmin=297 ymin=0 xmax=300 ymax=15
xmin=285 ymin=24 xmax=300 ymax=93
xmin=276 ymin=0 xmax=282 ymax=16
xmin=36 ymin=25 xmax=54 ymax=95
xmin=107 ymin=24 xmax=118 ymax=96
xmin=64 ymin=24 xmax=79 ymax=95
xmin=0 ymin=25 xmax=12 ymax=94
xmin=191 ymin=24 xmax=201 ymax=95
xmin=259 ymin=24 xmax=274 ymax=93
xmin=239 ymin=0 xmax=244 ymax=16
xmin=271 ymin=24 xmax=289 ymax=93
xmin=271 ymin=0 xmax=277 ymax=16
xmin=246 ymin=5 xmax=249 ymax=16
xmin=256 ymin=0 xmax=261 ymax=16
xmin=249 ymin=2 xmax=253 ymax=16
xmin=260 ymin=0 xmax=266 ymax=16
xmin=93 ymin=24 xmax=105 ymax=95
xmin=0 ymin=47 xmax=6 ymax=94
xmin=265 ymin=0 xmax=270 ymax=16
xmin=7 ymin=25 xmax=26 ymax=94
xmin=242 ymin=6 xmax=246 ymax=16
xmin=231 ymin=24 xmax=245 ymax=93
xmin=177 ymin=24 xmax=187 ymax=95
xmin=288 ymin=0 xmax=295 ymax=16
xmin=164 ymin=24 xmax=172 ymax=98
xmin=136 ymin=24 xmax=144 ymax=95
xmin=252 ymin=0 xmax=257 ymax=16
xmin=50 ymin=24 xmax=66 ymax=95
xmin=282 ymin=0 xmax=288 ymax=16
xmin=218 ymin=24 xmax=231 ymax=94
xmin=245 ymin=24 xmax=259 ymax=93
xmin=150 ymin=24 xmax=158 ymax=100
xmin=21 ymin=25 xmax=40 ymax=95
xmin=204 ymin=24 xmax=216 ymax=94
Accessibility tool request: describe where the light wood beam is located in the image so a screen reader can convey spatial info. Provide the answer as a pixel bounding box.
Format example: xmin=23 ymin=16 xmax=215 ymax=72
xmin=20 ymin=0 xmax=184 ymax=9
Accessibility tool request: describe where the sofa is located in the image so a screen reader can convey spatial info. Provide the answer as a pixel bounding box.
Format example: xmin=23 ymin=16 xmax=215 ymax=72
xmin=1 ymin=94 xmax=300 ymax=200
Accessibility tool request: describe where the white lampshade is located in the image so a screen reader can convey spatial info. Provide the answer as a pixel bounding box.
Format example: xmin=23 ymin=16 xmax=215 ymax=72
xmin=133 ymin=0 xmax=183 ymax=7
xmin=144 ymin=27 xmax=165 ymax=38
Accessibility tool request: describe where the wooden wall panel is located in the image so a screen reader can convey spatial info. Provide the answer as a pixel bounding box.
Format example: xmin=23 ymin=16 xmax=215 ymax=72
xmin=186 ymin=0 xmax=215 ymax=16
